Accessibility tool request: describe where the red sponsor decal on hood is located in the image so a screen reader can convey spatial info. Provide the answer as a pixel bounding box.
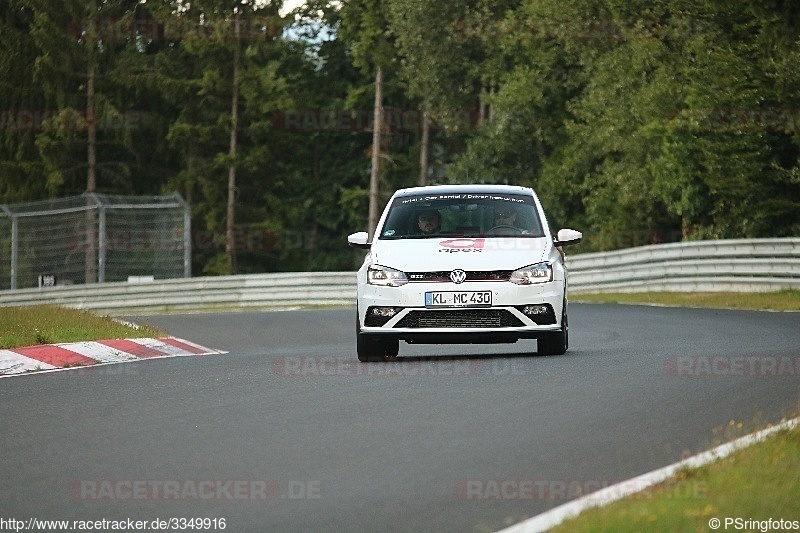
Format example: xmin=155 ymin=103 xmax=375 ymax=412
xmin=439 ymin=238 xmax=485 ymax=249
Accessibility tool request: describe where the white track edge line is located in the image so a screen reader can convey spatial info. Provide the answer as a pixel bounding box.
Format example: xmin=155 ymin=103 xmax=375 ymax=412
xmin=496 ymin=417 xmax=800 ymax=533
xmin=0 ymin=343 xmax=226 ymax=379
xmin=0 ymin=352 xmax=219 ymax=379
xmin=112 ymin=318 xmax=143 ymax=330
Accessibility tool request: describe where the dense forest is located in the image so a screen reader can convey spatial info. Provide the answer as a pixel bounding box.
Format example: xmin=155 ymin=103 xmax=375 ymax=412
xmin=1 ymin=0 xmax=799 ymax=275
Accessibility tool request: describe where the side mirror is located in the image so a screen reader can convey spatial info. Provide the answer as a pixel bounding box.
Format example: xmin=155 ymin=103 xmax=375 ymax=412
xmin=554 ymin=228 xmax=582 ymax=247
xmin=348 ymin=231 xmax=371 ymax=249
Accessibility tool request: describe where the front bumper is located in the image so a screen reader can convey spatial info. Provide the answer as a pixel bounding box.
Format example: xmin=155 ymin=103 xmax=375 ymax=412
xmin=357 ymin=280 xmax=565 ymax=343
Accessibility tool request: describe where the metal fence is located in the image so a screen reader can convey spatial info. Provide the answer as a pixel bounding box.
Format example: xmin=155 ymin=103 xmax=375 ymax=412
xmin=0 ymin=193 xmax=190 ymax=290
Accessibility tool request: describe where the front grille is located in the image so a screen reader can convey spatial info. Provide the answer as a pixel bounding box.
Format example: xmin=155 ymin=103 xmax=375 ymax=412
xmin=406 ymin=270 xmax=512 ymax=283
xmin=394 ymin=309 xmax=524 ymax=329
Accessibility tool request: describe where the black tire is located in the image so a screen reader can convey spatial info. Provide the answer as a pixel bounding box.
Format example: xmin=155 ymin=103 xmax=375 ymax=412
xmin=538 ymin=302 xmax=568 ymax=356
xmin=356 ymin=316 xmax=399 ymax=362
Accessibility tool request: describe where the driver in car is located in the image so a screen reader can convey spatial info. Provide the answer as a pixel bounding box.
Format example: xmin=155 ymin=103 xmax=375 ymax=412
xmin=417 ymin=209 xmax=441 ymax=235
xmin=493 ymin=207 xmax=518 ymax=228
xmin=492 ymin=206 xmax=532 ymax=235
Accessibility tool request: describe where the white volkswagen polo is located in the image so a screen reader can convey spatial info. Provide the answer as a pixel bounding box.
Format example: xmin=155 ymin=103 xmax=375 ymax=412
xmin=348 ymin=184 xmax=582 ymax=362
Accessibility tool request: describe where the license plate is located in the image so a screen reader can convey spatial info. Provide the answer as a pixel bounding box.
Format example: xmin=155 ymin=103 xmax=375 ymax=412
xmin=425 ymin=291 xmax=492 ymax=307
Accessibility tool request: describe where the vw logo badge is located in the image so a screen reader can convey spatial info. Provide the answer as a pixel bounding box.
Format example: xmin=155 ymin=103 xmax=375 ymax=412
xmin=449 ymin=269 xmax=467 ymax=284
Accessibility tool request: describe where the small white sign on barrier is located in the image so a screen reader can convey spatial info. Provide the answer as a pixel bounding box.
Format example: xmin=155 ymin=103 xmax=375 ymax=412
xmin=127 ymin=276 xmax=155 ymax=284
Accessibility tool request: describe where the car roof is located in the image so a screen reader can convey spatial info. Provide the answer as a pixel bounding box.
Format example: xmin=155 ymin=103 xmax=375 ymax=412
xmin=391 ymin=184 xmax=535 ymax=198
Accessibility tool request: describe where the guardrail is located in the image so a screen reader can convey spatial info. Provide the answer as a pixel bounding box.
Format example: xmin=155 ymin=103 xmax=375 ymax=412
xmin=567 ymin=238 xmax=800 ymax=293
xmin=0 ymin=272 xmax=356 ymax=315
xmin=0 ymin=238 xmax=797 ymax=314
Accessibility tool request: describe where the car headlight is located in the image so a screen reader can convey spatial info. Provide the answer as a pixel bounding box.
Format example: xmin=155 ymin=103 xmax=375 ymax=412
xmin=509 ymin=263 xmax=553 ymax=285
xmin=367 ymin=265 xmax=408 ymax=287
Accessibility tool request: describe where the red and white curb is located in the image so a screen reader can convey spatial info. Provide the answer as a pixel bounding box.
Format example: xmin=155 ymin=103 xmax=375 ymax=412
xmin=497 ymin=417 xmax=800 ymax=533
xmin=0 ymin=337 xmax=227 ymax=377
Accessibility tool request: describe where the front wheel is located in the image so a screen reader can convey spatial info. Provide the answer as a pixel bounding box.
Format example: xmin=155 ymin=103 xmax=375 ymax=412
xmin=356 ymin=317 xmax=399 ymax=362
xmin=538 ymin=303 xmax=568 ymax=356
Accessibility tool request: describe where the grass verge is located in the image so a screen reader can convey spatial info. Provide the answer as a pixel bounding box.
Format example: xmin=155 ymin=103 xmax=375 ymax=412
xmin=572 ymin=289 xmax=800 ymax=311
xmin=550 ymin=421 xmax=800 ymax=532
xmin=0 ymin=305 xmax=164 ymax=349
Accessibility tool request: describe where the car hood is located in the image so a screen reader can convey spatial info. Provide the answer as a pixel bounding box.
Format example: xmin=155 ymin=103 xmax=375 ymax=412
xmin=370 ymin=237 xmax=551 ymax=272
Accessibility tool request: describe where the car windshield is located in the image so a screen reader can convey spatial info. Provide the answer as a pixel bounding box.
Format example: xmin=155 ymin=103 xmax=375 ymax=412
xmin=378 ymin=192 xmax=545 ymax=239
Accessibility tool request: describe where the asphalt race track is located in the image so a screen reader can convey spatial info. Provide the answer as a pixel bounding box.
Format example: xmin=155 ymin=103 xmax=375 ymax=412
xmin=2 ymin=304 xmax=799 ymax=532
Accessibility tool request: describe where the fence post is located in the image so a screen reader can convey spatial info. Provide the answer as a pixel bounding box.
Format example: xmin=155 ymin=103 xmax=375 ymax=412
xmin=84 ymin=193 xmax=104 ymax=284
xmin=176 ymin=193 xmax=191 ymax=278
xmin=11 ymin=216 xmax=17 ymax=290
xmin=98 ymin=202 xmax=106 ymax=283
xmin=3 ymin=205 xmax=17 ymax=290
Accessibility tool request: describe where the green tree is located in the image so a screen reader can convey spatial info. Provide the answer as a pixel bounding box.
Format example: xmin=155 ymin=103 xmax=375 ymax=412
xmin=150 ymin=0 xmax=285 ymax=274
xmin=338 ymin=0 xmax=396 ymax=239
xmin=385 ymin=0 xmax=481 ymax=185
xmin=24 ymin=0 xmax=144 ymax=196
xmin=0 ymin=0 xmax=48 ymax=202
xmin=449 ymin=0 xmax=800 ymax=247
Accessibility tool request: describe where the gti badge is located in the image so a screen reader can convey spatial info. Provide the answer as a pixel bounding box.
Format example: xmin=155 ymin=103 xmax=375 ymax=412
xmin=449 ymin=269 xmax=467 ymax=284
